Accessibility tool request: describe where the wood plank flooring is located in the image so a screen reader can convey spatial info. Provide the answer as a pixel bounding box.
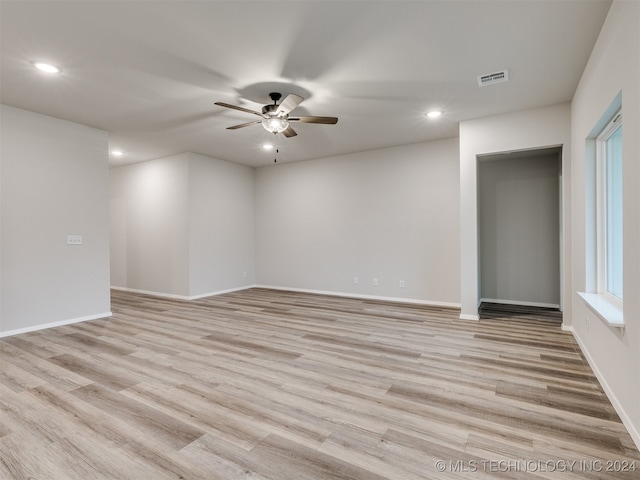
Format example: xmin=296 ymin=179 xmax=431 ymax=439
xmin=1 ymin=288 xmax=638 ymax=479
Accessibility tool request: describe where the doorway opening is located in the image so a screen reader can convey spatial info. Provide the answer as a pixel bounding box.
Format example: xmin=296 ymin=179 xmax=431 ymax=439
xmin=477 ymin=146 xmax=563 ymax=318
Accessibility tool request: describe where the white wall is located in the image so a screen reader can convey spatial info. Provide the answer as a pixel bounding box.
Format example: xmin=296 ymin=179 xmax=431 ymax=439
xmin=110 ymin=153 xmax=191 ymax=297
xmin=110 ymin=152 xmax=255 ymax=298
xmin=570 ymin=0 xmax=640 ymax=448
xmin=459 ymin=103 xmax=571 ymax=320
xmin=255 ymin=138 xmax=460 ymax=305
xmin=479 ymin=153 xmax=560 ymax=307
xmin=189 ymin=153 xmax=255 ymax=297
xmin=1 ymin=105 xmax=111 ymax=336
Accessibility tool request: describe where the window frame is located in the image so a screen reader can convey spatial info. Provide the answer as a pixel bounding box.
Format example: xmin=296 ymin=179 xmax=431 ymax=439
xmin=595 ymin=111 xmax=623 ymax=308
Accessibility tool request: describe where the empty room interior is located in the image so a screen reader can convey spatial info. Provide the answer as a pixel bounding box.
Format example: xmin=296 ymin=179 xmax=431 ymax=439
xmin=1 ymin=1 xmax=639 ymax=479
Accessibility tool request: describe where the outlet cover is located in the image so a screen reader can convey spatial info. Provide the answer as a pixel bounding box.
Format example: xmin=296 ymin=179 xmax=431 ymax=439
xmin=67 ymin=235 xmax=83 ymax=245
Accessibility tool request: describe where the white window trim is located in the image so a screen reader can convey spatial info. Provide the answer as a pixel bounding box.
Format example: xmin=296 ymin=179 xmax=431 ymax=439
xmin=579 ymin=106 xmax=624 ymax=329
xmin=596 ymin=113 xmax=623 ymax=308
xmin=578 ymin=292 xmax=624 ymax=329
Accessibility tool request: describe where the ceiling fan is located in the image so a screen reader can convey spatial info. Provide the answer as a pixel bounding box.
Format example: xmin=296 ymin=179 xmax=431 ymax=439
xmin=214 ymin=92 xmax=338 ymax=138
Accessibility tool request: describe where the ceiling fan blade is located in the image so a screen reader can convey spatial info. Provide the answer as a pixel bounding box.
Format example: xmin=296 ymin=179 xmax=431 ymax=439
xmin=282 ymin=125 xmax=298 ymax=137
xmin=276 ymin=94 xmax=304 ymax=115
xmin=227 ymin=120 xmax=262 ymax=130
xmin=215 ymin=102 xmax=264 ymax=117
xmin=289 ymin=116 xmax=338 ymax=124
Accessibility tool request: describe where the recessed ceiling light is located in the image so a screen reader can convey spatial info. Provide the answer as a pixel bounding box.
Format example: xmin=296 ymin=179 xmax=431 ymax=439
xmin=262 ymin=144 xmax=274 ymax=150
xmin=33 ymin=62 xmax=61 ymax=74
xmin=427 ymin=110 xmax=442 ymax=118
xmin=111 ymin=150 xmax=124 ymax=157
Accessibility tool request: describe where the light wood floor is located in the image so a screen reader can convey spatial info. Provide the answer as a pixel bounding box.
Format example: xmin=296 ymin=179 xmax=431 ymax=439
xmin=1 ymin=288 xmax=638 ymax=479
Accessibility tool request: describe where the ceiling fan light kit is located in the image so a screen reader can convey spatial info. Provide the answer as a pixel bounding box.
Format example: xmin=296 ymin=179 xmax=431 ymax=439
xmin=262 ymin=116 xmax=289 ymax=134
xmin=215 ymin=91 xmax=338 ymax=140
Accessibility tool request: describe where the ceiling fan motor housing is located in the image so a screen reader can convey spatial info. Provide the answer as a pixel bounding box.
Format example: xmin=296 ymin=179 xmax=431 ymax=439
xmin=262 ymin=104 xmax=280 ymax=116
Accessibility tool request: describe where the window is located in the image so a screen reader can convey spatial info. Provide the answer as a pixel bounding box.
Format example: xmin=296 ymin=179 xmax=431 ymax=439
xmin=580 ymin=100 xmax=624 ymax=328
xmin=597 ymin=112 xmax=623 ymax=304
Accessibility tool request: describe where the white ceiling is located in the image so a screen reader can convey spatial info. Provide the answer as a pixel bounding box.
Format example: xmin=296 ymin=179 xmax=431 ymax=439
xmin=1 ymin=0 xmax=611 ymax=168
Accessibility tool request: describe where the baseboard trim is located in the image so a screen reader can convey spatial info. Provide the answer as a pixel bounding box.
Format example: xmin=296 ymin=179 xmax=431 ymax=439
xmin=567 ymin=326 xmax=640 ymax=451
xmin=254 ymin=284 xmax=461 ymax=309
xmin=189 ymin=285 xmax=256 ymax=299
xmin=480 ymin=298 xmax=560 ymax=309
xmin=110 ymin=285 xmax=256 ymax=301
xmin=111 ymin=284 xmax=460 ymax=309
xmin=0 ymin=311 xmax=113 ymax=338
xmin=459 ymin=313 xmax=480 ymax=321
xmin=110 ymin=286 xmax=191 ymax=300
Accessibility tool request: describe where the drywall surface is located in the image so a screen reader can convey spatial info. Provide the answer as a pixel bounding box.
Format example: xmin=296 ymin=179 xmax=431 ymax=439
xmin=188 ymin=153 xmax=255 ymax=297
xmin=1 ymin=105 xmax=111 ymax=335
xmin=459 ymin=103 xmax=571 ymax=319
xmin=570 ymin=0 xmax=640 ymax=449
xmin=110 ymin=153 xmax=191 ymax=297
xmin=110 ymin=152 xmax=255 ymax=298
xmin=479 ymin=153 xmax=560 ymax=306
xmin=255 ymin=138 xmax=460 ymax=305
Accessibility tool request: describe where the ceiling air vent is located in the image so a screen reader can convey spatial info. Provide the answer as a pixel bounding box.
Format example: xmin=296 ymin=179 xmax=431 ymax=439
xmin=477 ymin=70 xmax=509 ymax=87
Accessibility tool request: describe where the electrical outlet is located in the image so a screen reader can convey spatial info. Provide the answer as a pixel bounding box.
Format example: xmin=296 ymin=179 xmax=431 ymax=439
xmin=585 ymin=317 xmax=589 ymax=332
xmin=243 ymin=271 xmax=247 ymax=279
xmin=373 ymin=278 xmax=379 ymax=286
xmin=399 ymin=280 xmax=405 ymax=288
xmin=67 ymin=235 xmax=83 ymax=245
xmin=353 ymin=277 xmax=359 ymax=285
